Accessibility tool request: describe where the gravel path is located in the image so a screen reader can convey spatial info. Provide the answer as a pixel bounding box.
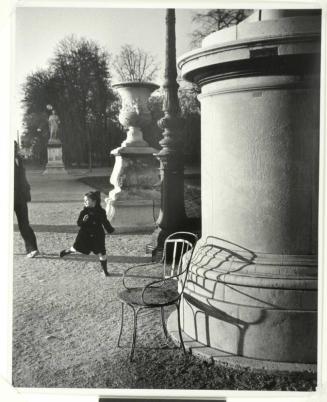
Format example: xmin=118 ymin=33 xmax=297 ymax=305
xmin=12 ymin=170 xmax=316 ymax=390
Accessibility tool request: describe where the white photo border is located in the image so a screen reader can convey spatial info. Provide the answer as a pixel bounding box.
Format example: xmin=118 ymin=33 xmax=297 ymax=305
xmin=1 ymin=0 xmax=326 ymax=401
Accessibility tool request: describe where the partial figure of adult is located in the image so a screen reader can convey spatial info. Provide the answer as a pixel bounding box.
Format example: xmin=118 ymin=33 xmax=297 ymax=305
xmin=48 ymin=110 xmax=60 ymax=141
xmin=14 ymin=141 xmax=39 ymax=258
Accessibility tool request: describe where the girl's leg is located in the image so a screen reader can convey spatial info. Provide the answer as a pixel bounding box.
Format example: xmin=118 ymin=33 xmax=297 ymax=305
xmin=98 ymin=254 xmax=109 ymax=276
xmin=60 ymin=246 xmax=76 ymax=258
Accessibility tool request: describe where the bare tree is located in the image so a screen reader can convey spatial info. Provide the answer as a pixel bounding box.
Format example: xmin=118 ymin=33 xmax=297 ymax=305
xmin=113 ymin=44 xmax=159 ymax=82
xmin=50 ymin=35 xmax=116 ymax=168
xmin=22 ymin=35 xmax=119 ymax=167
xmin=190 ymin=9 xmax=253 ymax=48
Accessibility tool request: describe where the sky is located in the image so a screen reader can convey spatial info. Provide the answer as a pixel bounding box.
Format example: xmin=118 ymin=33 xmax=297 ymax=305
xmin=14 ymin=6 xmax=205 ymax=135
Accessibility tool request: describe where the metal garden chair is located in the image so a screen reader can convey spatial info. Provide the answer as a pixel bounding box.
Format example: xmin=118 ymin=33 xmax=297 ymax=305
xmin=117 ymin=231 xmax=198 ymax=361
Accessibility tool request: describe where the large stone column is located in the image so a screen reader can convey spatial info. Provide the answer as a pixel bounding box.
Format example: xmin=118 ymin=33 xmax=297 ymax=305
xmin=177 ymin=10 xmax=320 ymax=364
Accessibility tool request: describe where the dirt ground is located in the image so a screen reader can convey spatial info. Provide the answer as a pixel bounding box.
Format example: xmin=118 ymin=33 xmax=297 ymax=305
xmin=12 ymin=170 xmax=316 ymax=390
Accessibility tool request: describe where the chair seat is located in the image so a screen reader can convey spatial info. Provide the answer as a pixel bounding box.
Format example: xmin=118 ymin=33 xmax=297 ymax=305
xmin=118 ymin=285 xmax=179 ymax=307
xmin=117 ymin=232 xmax=198 ymax=361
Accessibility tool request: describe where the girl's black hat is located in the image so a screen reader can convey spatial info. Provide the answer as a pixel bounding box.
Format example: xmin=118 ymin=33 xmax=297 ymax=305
xmin=85 ymin=190 xmax=101 ymax=204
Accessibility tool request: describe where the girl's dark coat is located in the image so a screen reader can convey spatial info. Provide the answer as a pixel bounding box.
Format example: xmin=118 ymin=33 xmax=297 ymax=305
xmin=73 ymin=206 xmax=114 ymax=255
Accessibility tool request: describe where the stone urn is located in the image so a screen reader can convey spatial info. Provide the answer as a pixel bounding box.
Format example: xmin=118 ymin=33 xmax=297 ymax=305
xmin=112 ymin=81 xmax=159 ymax=149
xmin=106 ymin=82 xmax=161 ymax=231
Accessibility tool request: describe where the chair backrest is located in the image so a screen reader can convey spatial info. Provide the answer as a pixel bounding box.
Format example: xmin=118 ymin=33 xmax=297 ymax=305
xmin=165 ymin=231 xmax=198 ymax=247
xmin=162 ymin=232 xmax=198 ymax=295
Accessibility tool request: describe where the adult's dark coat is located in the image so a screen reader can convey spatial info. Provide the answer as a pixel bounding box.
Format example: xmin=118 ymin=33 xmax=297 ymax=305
xmin=14 ymin=155 xmax=31 ymax=204
xmin=14 ymin=154 xmax=38 ymax=253
xmin=73 ymin=206 xmax=114 ymax=255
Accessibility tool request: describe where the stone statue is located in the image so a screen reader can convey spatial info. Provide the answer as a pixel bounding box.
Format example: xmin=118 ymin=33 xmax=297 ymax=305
xmin=48 ymin=110 xmax=60 ymax=141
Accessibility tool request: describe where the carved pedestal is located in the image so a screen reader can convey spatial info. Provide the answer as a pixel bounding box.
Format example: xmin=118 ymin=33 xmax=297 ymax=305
xmin=106 ymin=147 xmax=160 ymax=232
xmin=106 ymin=81 xmax=160 ymax=231
xmin=43 ymin=139 xmax=67 ymax=174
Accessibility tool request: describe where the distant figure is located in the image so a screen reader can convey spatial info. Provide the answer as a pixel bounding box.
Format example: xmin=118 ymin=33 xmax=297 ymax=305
xmin=14 ymin=141 xmax=39 ymax=258
xmin=59 ymin=191 xmax=115 ymax=277
xmin=48 ymin=110 xmax=60 ymax=140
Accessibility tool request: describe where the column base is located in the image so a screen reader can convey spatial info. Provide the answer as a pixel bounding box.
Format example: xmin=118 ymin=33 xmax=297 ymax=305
xmin=181 ymin=241 xmax=317 ymax=364
xmin=167 ymin=310 xmax=317 ymax=373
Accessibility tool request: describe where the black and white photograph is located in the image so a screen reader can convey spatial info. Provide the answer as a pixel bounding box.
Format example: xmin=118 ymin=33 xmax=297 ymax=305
xmin=1 ymin=0 xmax=326 ymax=399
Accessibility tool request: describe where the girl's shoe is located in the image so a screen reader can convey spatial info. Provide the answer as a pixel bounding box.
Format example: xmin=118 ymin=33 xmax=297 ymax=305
xmin=100 ymin=260 xmax=109 ymax=277
xmin=59 ymin=249 xmax=71 ymax=258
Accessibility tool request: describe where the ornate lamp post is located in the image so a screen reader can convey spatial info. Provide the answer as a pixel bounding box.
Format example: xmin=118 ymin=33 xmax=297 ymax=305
xmin=151 ymin=9 xmax=187 ymax=256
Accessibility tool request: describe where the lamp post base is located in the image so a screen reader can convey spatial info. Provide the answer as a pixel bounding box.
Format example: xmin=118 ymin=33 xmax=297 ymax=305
xmin=149 ymin=218 xmax=201 ymax=261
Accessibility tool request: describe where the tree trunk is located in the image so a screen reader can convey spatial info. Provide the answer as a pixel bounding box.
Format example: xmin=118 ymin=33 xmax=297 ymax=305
xmin=87 ymin=128 xmax=92 ymax=172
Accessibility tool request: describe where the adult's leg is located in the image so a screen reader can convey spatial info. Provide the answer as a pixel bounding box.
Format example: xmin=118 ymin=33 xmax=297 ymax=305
xmin=14 ymin=202 xmax=37 ymax=254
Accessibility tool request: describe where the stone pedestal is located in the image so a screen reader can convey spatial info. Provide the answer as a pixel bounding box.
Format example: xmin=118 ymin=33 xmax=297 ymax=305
xmin=106 ymin=146 xmax=160 ymax=232
xmin=107 ymin=81 xmax=161 ymax=231
xmin=43 ymin=139 xmax=67 ymax=174
xmin=177 ymin=10 xmax=320 ymax=364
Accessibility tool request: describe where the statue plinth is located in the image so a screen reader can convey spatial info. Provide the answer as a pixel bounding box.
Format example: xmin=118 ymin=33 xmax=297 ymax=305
xmin=48 ymin=138 xmax=62 ymax=146
xmin=43 ymin=138 xmax=67 ymax=174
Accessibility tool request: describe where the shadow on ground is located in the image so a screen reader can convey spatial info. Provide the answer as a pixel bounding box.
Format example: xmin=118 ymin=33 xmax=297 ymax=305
xmin=12 ymin=172 xmax=316 ymax=390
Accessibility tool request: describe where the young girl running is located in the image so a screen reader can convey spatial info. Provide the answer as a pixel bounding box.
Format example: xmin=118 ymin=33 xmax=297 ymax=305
xmin=60 ymin=191 xmax=114 ymax=277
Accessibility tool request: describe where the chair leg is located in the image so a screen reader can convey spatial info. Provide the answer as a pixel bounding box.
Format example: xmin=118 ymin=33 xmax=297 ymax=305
xmin=161 ymin=307 xmax=168 ymax=339
xmin=176 ymin=302 xmax=186 ymax=354
xmin=117 ymin=302 xmax=124 ymax=347
xmin=130 ymin=306 xmax=140 ymax=362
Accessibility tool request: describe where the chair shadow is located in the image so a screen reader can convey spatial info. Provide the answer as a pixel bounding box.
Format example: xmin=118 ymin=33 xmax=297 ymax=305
xmin=191 ymin=235 xmax=257 ymax=274
xmin=184 ymin=292 xmax=266 ymax=357
xmin=184 ymin=235 xmax=267 ymax=357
